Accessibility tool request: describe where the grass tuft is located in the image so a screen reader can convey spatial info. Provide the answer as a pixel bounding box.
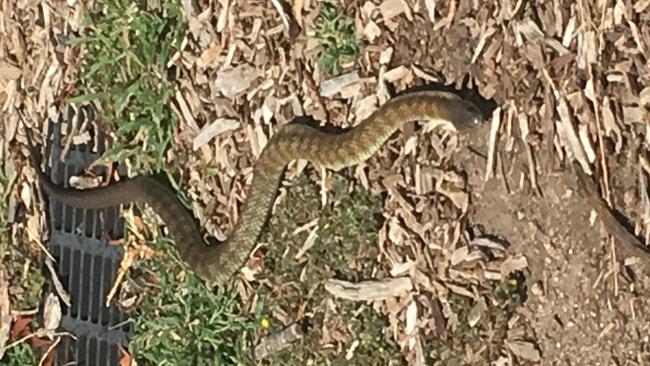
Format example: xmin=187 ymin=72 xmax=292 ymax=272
xmin=68 ymin=0 xmax=186 ymax=173
xmin=131 ymin=239 xmax=260 ymax=365
xmin=311 ymin=3 xmax=359 ymax=76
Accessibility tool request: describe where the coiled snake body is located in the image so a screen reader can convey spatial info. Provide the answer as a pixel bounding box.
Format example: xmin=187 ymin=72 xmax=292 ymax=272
xmin=30 ymin=91 xmax=483 ymax=286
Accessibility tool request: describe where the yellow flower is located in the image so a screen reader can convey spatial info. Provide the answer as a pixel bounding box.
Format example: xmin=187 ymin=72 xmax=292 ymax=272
xmin=260 ymin=317 xmax=270 ymax=329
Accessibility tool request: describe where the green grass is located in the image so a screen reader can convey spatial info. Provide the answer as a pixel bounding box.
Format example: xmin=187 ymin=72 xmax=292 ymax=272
xmin=130 ymin=237 xmax=260 ymax=365
xmin=493 ymin=271 xmax=527 ymax=324
xmin=68 ymin=0 xmax=186 ymax=174
xmin=0 ymin=343 xmax=36 ymax=366
xmin=35 ymin=0 xmax=260 ymax=363
xmin=311 ymin=3 xmax=359 ymax=76
xmin=249 ymin=172 xmax=528 ymax=364
xmin=239 ymin=173 xmax=530 ymax=364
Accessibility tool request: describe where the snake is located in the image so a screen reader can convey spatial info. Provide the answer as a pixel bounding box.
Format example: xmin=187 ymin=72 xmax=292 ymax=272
xmin=26 ymin=91 xmax=484 ymax=287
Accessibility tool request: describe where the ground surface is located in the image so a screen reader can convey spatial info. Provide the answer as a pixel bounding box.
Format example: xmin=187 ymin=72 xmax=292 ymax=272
xmin=1 ymin=0 xmax=650 ymax=365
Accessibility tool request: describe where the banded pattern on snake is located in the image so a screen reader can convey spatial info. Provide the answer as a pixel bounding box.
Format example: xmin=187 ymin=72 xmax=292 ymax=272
xmin=27 ymin=91 xmax=484 ymax=286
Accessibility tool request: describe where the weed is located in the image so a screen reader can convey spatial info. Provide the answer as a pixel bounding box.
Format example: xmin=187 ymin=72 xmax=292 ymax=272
xmin=493 ymin=271 xmax=527 ymax=324
xmin=68 ymin=0 xmax=186 ymax=173
xmin=130 ymin=237 xmax=261 ymax=365
xmin=312 ymin=3 xmax=359 ymax=76
xmin=0 ymin=343 xmax=36 ymax=365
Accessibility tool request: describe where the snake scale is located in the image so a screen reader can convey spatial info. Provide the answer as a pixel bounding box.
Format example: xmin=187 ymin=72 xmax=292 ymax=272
xmin=28 ymin=91 xmax=484 ymax=286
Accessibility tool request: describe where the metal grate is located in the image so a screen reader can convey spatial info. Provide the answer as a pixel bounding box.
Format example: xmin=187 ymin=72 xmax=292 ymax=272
xmin=37 ymin=105 xmax=131 ymax=365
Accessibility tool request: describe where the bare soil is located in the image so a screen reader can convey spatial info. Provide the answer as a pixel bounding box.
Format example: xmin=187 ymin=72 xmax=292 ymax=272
xmin=390 ymin=7 xmax=650 ymax=364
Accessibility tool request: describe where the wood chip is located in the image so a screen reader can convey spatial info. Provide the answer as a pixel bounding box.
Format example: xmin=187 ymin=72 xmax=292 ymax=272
xmin=42 ymin=293 xmax=61 ymax=334
xmin=196 ymin=41 xmax=223 ymax=68
xmin=0 ymin=63 xmax=22 ymax=84
xmin=500 ymin=254 xmax=528 ymax=276
xmin=555 ymin=93 xmax=592 ymax=174
xmin=382 ymin=65 xmax=412 ymax=85
xmin=43 ymin=258 xmax=71 ymax=307
xmin=254 ymin=323 xmax=304 ymax=360
xmin=622 ymin=104 xmax=645 ymax=124
xmin=213 ymin=64 xmax=261 ymax=99
xmin=404 ymin=300 xmax=419 ymax=351
xmin=174 ymin=89 xmax=200 ymax=133
xmin=294 ymin=225 xmax=319 ymax=259
xmin=471 ymin=237 xmax=507 ymax=252
xmin=485 ymin=107 xmax=501 ymax=180
xmin=446 ymin=283 xmax=475 ymax=299
xmin=467 ymin=297 xmax=487 ymax=327
xmin=319 ymin=70 xmax=360 ymax=97
xmin=601 ymin=97 xmax=622 ymax=153
xmin=324 ymin=277 xmax=413 ymax=301
xmin=379 ymin=0 xmax=405 ymax=21
xmin=505 ymin=339 xmax=541 ymax=362
xmin=192 ymin=118 xmax=240 ymax=151
xmin=352 ymin=95 xmax=378 ymax=122
xmin=363 ymin=21 xmax=381 ymax=42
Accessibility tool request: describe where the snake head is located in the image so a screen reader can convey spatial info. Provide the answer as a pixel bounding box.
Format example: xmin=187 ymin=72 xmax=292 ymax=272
xmin=452 ymin=98 xmax=485 ymax=129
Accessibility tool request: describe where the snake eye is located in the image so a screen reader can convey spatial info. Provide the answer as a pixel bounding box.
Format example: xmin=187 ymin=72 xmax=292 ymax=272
xmin=469 ymin=104 xmax=484 ymax=124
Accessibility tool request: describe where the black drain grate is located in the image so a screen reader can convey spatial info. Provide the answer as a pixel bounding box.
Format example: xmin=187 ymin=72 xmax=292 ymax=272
xmin=37 ymin=105 xmax=132 ymax=365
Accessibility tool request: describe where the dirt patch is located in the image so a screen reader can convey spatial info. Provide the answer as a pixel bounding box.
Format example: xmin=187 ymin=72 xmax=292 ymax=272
xmin=394 ymin=1 xmax=650 ymax=365
xmin=458 ymin=128 xmax=650 ymax=363
xmin=390 ymin=6 xmax=650 ymax=363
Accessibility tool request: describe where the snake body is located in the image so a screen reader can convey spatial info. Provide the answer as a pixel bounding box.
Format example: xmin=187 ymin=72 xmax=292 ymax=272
xmin=31 ymin=91 xmax=483 ymax=286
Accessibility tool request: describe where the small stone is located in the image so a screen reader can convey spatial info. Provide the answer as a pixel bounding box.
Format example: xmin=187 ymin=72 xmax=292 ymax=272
xmin=531 ymin=281 xmax=544 ymax=297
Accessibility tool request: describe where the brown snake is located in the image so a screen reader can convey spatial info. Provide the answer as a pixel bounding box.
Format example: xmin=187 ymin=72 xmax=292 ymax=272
xmin=27 ymin=91 xmax=484 ymax=286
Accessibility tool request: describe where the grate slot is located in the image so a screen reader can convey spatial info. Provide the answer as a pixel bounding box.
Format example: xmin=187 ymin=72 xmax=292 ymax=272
xmin=89 ymin=337 xmax=98 ymax=365
xmin=80 ymin=252 xmax=91 ymax=320
xmin=100 ymin=257 xmax=112 ymax=326
xmin=70 ymin=249 xmax=81 ymax=319
xmin=90 ymin=255 xmax=101 ymax=323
